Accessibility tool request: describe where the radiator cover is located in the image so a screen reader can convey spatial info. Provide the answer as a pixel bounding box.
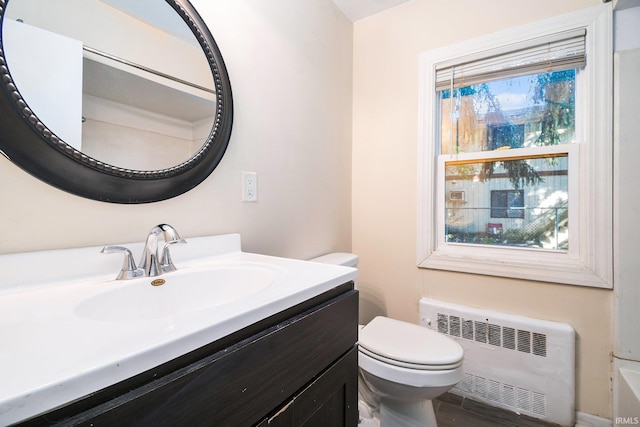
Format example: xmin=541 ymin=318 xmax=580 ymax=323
xmin=419 ymin=298 xmax=575 ymax=426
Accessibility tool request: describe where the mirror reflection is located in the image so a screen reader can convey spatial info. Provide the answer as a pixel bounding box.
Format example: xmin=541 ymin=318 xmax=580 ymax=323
xmin=2 ymin=0 xmax=216 ymax=171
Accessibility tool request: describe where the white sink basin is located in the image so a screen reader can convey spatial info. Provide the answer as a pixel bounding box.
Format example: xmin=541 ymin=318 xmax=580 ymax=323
xmin=0 ymin=234 xmax=357 ymax=426
xmin=75 ymin=263 xmax=281 ymax=321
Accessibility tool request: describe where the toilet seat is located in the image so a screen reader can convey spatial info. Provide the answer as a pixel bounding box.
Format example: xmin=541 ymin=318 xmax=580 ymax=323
xmin=358 ymin=350 xmax=464 ymax=389
xmin=358 ymin=346 xmax=462 ymax=370
xmin=358 ymin=316 xmax=463 ymax=370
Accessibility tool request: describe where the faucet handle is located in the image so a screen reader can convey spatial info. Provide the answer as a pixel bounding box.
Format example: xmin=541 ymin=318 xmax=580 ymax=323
xmin=160 ymin=239 xmax=187 ymax=273
xmin=101 ymin=246 xmax=144 ymax=280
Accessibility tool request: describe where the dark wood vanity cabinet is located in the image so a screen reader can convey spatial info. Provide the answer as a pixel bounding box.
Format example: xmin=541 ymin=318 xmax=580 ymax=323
xmin=257 ymin=348 xmax=357 ymax=427
xmin=19 ymin=283 xmax=358 ymax=427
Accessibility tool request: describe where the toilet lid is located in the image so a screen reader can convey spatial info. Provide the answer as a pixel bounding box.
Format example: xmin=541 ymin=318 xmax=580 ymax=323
xmin=359 ymin=316 xmax=463 ymax=368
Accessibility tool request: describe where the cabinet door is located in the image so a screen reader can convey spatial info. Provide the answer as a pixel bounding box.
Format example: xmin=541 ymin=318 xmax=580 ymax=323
xmin=265 ymin=347 xmax=358 ymax=427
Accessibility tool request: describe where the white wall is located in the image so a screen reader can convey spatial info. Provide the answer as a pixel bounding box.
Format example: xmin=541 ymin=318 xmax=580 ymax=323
xmin=0 ymin=0 xmax=353 ymax=262
xmin=613 ymin=7 xmax=640 ymax=423
xmin=615 ymin=5 xmax=640 ymax=51
xmin=2 ymin=20 xmax=83 ymax=150
xmin=613 ymin=46 xmax=640 ymax=425
xmin=614 ymin=4 xmax=640 ymax=364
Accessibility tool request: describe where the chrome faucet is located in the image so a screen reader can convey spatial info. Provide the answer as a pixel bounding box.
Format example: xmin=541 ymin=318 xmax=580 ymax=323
xmin=139 ymin=224 xmax=187 ymax=277
xmin=101 ymin=224 xmax=186 ymax=280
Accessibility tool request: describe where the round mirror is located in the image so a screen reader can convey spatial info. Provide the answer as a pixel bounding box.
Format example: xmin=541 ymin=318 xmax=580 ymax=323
xmin=0 ymin=0 xmax=233 ymax=203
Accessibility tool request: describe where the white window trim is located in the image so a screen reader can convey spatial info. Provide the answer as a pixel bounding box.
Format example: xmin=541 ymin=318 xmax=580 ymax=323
xmin=417 ymin=5 xmax=613 ymax=288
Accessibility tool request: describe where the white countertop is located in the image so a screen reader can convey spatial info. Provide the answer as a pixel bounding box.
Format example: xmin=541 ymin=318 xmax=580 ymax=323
xmin=0 ymin=234 xmax=357 ymax=425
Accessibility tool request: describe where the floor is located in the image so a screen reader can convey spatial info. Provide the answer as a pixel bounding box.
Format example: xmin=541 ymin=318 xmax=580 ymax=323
xmin=434 ymin=393 xmax=561 ymax=427
xmin=358 ymin=393 xmax=560 ymax=427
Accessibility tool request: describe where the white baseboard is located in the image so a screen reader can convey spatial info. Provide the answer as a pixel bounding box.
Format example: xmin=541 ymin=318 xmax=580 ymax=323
xmin=576 ymin=411 xmax=613 ymax=427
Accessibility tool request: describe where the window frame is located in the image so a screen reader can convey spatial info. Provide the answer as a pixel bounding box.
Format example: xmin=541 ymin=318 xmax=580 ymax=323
xmin=417 ymin=5 xmax=613 ymax=288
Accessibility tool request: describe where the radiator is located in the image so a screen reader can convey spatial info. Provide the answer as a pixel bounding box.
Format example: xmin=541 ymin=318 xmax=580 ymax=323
xmin=419 ymin=298 xmax=575 ymax=426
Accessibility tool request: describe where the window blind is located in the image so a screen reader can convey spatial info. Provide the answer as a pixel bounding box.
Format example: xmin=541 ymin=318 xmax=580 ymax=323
xmin=435 ymin=28 xmax=586 ymax=91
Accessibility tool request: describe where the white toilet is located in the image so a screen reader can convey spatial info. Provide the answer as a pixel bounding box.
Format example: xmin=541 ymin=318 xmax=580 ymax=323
xmin=310 ymin=253 xmax=464 ymax=427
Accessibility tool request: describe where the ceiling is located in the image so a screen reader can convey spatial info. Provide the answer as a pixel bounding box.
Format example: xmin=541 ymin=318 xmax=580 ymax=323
xmin=614 ymin=0 xmax=640 ymax=10
xmin=331 ymin=0 xmax=410 ymax=21
xmin=333 ymin=0 xmax=640 ymax=21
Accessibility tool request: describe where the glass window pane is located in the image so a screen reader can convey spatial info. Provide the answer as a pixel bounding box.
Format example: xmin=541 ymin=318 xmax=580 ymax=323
xmin=439 ymin=70 xmax=576 ymax=155
xmin=444 ymin=155 xmax=568 ymax=250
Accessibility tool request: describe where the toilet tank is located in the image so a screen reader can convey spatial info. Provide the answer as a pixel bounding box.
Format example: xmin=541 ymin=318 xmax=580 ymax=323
xmin=310 ymin=253 xmax=359 ymax=268
xmin=311 ymin=253 xmax=362 ymax=325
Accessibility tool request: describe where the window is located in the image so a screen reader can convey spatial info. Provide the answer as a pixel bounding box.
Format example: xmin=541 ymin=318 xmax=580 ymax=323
xmin=417 ymin=6 xmax=613 ymax=288
xmin=445 ymin=154 xmax=569 ymax=250
xmin=490 ymin=190 xmax=524 ymax=220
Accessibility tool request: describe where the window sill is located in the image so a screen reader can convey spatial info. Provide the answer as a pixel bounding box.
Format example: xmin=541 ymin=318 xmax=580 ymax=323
xmin=419 ymin=247 xmax=612 ymax=288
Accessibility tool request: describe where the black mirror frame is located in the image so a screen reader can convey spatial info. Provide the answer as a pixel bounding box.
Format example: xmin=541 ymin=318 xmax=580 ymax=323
xmin=0 ymin=0 xmax=233 ymax=203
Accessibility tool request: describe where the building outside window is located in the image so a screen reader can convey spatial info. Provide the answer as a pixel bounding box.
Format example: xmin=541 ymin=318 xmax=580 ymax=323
xmin=490 ymin=190 xmax=525 ymax=220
